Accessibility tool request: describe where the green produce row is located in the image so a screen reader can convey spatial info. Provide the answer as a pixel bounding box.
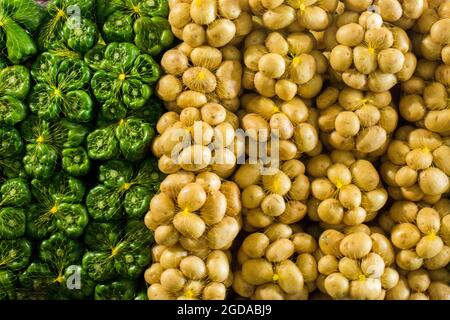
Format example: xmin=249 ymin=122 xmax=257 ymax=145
xmin=0 ymin=0 xmax=172 ymax=300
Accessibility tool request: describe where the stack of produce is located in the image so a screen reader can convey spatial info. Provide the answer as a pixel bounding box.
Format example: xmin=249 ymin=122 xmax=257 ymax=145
xmin=380 ymin=127 xmax=449 ymax=204
xmin=378 ymin=200 xmax=449 ymax=271
xmin=0 ymin=0 xmax=172 ymax=300
xmin=317 ymin=86 xmax=398 ymax=155
xmin=378 ymin=199 xmax=450 ymax=300
xmin=168 ymin=0 xmax=252 ymax=47
xmin=307 ymin=151 xmax=388 ymax=226
xmin=317 ymin=225 xmax=398 ymax=300
xmin=242 ymin=30 xmax=328 ymax=101
xmin=385 ymin=268 xmax=450 ymax=300
xmin=144 ymin=171 xmax=242 ymax=299
xmin=399 ymin=0 xmax=450 ymax=134
xmin=143 ymin=0 xmax=250 ymax=300
xmin=248 ymin=0 xmax=339 ymax=32
xmin=326 ymin=11 xmax=416 ymax=91
xmin=1 ymin=0 xmax=450 ymax=302
xmin=233 ymin=223 xmax=319 ymax=299
xmin=233 ymin=160 xmax=310 ymax=230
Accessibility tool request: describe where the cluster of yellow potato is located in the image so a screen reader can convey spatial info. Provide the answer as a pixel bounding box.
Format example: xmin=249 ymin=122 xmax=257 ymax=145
xmin=233 ymin=223 xmax=318 ymax=299
xmin=317 ymin=225 xmax=398 ymax=300
xmin=168 ymin=0 xmax=252 ymax=48
xmin=144 ymin=0 xmax=450 ymax=301
xmin=317 ymin=86 xmax=398 ymax=154
xmin=144 ymin=172 xmax=242 ymax=299
xmin=157 ymin=44 xmax=242 ymax=111
xmin=242 ymin=30 xmax=328 ymax=100
xmin=233 ymin=160 xmax=310 ymax=230
xmin=381 ymin=127 xmax=450 ymax=203
xmin=307 ymin=151 xmax=388 ymax=226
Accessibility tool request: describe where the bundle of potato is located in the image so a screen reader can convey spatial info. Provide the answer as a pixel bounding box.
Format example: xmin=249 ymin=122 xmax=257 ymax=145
xmin=341 ymin=0 xmax=426 ymax=30
xmin=248 ymin=0 xmax=339 ymax=31
xmin=157 ymin=44 xmax=243 ymax=112
xmin=145 ymin=245 xmax=234 ymax=300
xmin=317 ymin=86 xmax=398 ymax=154
xmin=233 ymin=160 xmax=311 ymax=230
xmin=306 ymin=151 xmax=388 ymax=226
xmin=233 ymin=223 xmax=319 ymax=299
xmin=379 ymin=127 xmax=450 ymax=203
xmin=151 ymin=106 xmax=244 ymax=178
xmin=316 ymin=225 xmax=399 ymax=300
xmin=399 ymin=57 xmax=450 ymax=135
xmin=242 ymin=30 xmax=328 ymax=101
xmin=240 ymin=94 xmax=321 ymax=161
xmin=168 ymin=0 xmax=252 ymax=48
xmin=385 ymin=268 xmax=450 ymax=300
xmin=377 ymin=199 xmax=450 ymax=273
xmin=412 ymin=1 xmax=450 ymax=65
xmin=145 ymin=171 xmax=242 ymax=253
xmin=326 ymin=11 xmax=416 ymax=92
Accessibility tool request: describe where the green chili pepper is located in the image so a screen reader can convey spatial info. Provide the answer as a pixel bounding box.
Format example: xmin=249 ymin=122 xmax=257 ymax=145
xmin=26 ymin=204 xmax=57 ymax=240
xmin=82 ymin=251 xmax=116 ymax=282
xmin=86 ymin=127 xmax=119 ymax=161
xmin=98 ymin=159 xmax=133 ymax=189
xmin=0 ymin=208 xmax=26 ymax=239
xmin=84 ymin=222 xmax=119 ymax=251
xmin=0 ymin=238 xmax=32 ymax=270
xmin=55 ymin=203 xmax=89 ymax=238
xmin=0 ymin=127 xmax=23 ymax=158
xmin=134 ymin=17 xmax=173 ymax=56
xmin=63 ymin=90 xmax=94 ymax=123
xmin=57 ymin=119 xmax=90 ymax=148
xmin=114 ymin=241 xmax=150 ymax=279
xmin=102 ymin=11 xmax=134 ymax=43
xmin=62 ymin=16 xmax=99 ymax=54
xmin=86 ymin=185 xmax=122 ymax=221
xmin=62 ymin=147 xmax=91 ymax=176
xmin=39 ymin=233 xmax=82 ymax=265
xmin=0 ymin=65 xmax=31 ymax=100
xmin=23 ymin=143 xmax=58 ymax=180
xmin=131 ymin=98 xmax=164 ymax=126
xmin=19 ymin=262 xmax=55 ymax=290
xmin=0 ymin=96 xmax=27 ymax=126
xmin=0 ymin=157 xmax=27 ymax=179
xmin=115 ymin=117 xmax=154 ymax=162
xmin=99 ymin=98 xmax=127 ymax=122
xmin=1 ymin=17 xmax=37 ymax=64
xmin=125 ymin=219 xmax=153 ymax=247
xmin=84 ymin=44 xmax=105 ymax=71
xmin=122 ymin=78 xmax=152 ymax=110
xmin=31 ymin=52 xmax=61 ymax=84
xmin=57 ymin=58 xmax=91 ymax=91
xmin=48 ymin=173 xmax=85 ymax=204
xmin=103 ymin=42 xmax=140 ymax=73
xmin=90 ymin=70 xmax=121 ymax=102
xmin=130 ymin=54 xmax=161 ymax=84
xmin=135 ymin=291 xmax=148 ymax=300
xmin=0 ymin=178 xmax=31 ymax=207
xmin=0 ymin=270 xmax=15 ymax=298
xmin=28 ymin=83 xmax=61 ymax=121
xmin=94 ymin=279 xmax=136 ymax=300
xmin=124 ymin=186 xmax=150 ymax=219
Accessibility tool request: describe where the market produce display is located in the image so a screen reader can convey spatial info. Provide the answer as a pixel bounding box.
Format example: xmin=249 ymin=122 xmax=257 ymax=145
xmin=1 ymin=0 xmax=449 ymax=301
xmin=0 ymin=0 xmax=170 ymax=300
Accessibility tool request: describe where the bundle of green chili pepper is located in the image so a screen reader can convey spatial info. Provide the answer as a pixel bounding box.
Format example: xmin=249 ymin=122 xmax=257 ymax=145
xmin=0 ymin=0 xmax=172 ymax=300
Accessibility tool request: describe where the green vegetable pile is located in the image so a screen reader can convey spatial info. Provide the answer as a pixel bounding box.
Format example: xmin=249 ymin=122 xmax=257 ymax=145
xmin=0 ymin=0 xmax=171 ymax=300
